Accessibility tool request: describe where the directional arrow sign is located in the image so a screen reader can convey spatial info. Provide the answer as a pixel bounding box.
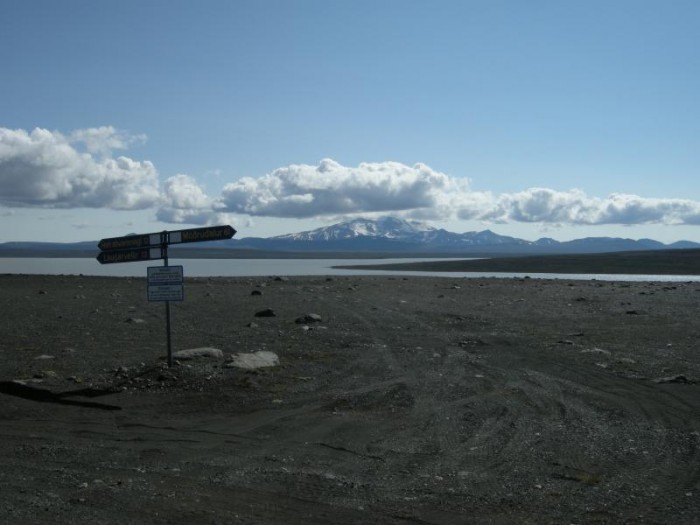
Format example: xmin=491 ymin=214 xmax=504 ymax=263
xmin=168 ymin=225 xmax=236 ymax=244
xmin=96 ymin=247 xmax=165 ymax=265
xmin=98 ymin=232 xmax=164 ymax=251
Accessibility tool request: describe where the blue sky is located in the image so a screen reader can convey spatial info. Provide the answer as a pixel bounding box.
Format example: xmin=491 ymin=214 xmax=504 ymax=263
xmin=1 ymin=0 xmax=699 ymax=243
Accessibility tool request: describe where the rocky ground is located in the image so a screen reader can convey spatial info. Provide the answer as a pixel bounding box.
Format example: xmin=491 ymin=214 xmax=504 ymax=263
xmin=1 ymin=274 xmax=699 ymax=524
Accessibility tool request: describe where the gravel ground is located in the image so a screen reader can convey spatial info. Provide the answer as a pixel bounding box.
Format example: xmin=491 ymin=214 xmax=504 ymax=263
xmin=1 ymin=274 xmax=699 ymax=524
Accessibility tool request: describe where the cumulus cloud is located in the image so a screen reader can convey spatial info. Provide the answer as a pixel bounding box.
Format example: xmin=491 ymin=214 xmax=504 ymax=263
xmin=0 ymin=127 xmax=159 ymax=209
xmin=3 ymin=126 xmax=700 ymax=230
xmin=217 ymin=158 xmax=457 ymax=218
xmin=472 ymin=188 xmax=700 ymax=226
xmin=156 ymin=173 xmax=236 ymax=225
xmin=162 ymin=174 xmax=211 ymax=210
xmin=178 ymin=158 xmax=700 ymax=228
xmin=69 ymin=126 xmax=146 ymax=157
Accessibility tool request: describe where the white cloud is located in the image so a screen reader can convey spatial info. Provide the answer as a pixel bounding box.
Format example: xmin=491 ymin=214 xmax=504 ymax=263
xmin=188 ymin=159 xmax=700 ymax=228
xmin=156 ymin=173 xmax=234 ymax=225
xmin=217 ymin=158 xmax=456 ymax=218
xmin=0 ymin=127 xmax=159 ymax=209
xmin=3 ymin=126 xmax=700 ymax=231
xmin=69 ymin=126 xmax=146 ymax=157
xmin=162 ymin=174 xmax=211 ymax=210
xmin=471 ymin=188 xmax=700 ymax=226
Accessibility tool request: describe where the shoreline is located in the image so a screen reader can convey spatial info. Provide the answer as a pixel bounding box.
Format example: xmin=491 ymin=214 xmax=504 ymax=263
xmin=336 ymin=248 xmax=700 ymax=275
xmin=4 ymin=247 xmax=700 ymax=276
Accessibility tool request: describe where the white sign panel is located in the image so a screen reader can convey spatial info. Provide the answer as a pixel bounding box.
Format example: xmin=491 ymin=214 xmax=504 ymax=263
xmin=147 ymin=266 xmax=184 ymax=302
xmin=148 ymin=265 xmax=183 ymax=284
xmin=148 ymin=284 xmax=184 ymax=302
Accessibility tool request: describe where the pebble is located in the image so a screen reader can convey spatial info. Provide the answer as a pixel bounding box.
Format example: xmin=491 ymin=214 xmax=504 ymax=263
xmin=295 ymin=313 xmax=322 ymax=324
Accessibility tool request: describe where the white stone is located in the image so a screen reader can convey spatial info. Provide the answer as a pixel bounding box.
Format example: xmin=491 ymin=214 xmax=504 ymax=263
xmin=228 ymin=351 xmax=279 ymax=369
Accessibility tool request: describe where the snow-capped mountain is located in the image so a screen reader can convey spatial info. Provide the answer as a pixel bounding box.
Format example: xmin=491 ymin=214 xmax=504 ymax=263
xmin=231 ymin=216 xmax=699 ymax=254
xmin=275 ymin=216 xmax=433 ymax=241
xmin=273 ymin=217 xmax=529 ymax=246
xmin=3 ymin=216 xmax=699 ymax=256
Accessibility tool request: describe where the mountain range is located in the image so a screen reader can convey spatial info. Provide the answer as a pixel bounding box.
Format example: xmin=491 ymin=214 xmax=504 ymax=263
xmin=2 ymin=216 xmax=699 ymax=257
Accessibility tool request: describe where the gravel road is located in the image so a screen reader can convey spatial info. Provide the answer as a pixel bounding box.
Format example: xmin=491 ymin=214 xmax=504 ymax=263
xmin=1 ymin=274 xmax=699 ymax=524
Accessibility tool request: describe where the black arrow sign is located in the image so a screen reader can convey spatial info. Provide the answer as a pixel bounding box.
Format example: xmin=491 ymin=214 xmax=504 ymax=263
xmin=98 ymin=232 xmax=164 ymax=251
xmin=168 ymin=225 xmax=236 ymax=244
xmin=96 ymin=247 xmax=165 ymax=265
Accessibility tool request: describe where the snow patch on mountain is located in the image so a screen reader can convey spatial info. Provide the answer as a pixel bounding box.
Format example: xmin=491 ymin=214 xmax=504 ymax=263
xmin=275 ymin=216 xmax=434 ymax=242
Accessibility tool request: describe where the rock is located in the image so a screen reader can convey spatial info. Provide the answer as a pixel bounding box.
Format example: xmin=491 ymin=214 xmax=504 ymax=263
xmin=653 ymin=374 xmax=692 ymax=384
xmin=33 ymin=370 xmax=57 ymax=379
xmin=246 ymin=322 xmax=259 ymax=328
xmin=295 ymin=313 xmax=322 ymax=324
xmin=125 ymin=318 xmax=145 ymax=324
xmin=226 ymin=351 xmax=279 ymax=370
xmin=581 ymin=347 xmax=611 ymax=356
xmin=251 ymin=290 xmax=263 ymax=296
xmin=254 ymin=308 xmax=276 ymax=317
xmin=273 ymin=276 xmax=288 ymax=282
xmin=173 ymin=347 xmax=224 ymax=360
xmin=34 ymin=354 xmax=55 ymax=360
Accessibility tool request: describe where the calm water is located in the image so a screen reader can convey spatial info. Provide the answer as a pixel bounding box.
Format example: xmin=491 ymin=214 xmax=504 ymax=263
xmin=1 ymin=257 xmax=698 ymax=282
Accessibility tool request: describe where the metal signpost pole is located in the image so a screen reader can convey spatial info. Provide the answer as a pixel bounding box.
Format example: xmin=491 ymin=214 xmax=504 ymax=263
xmin=162 ymin=233 xmax=174 ymax=368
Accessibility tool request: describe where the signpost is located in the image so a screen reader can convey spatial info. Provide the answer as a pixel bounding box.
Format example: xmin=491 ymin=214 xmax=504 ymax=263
xmin=97 ymin=225 xmax=236 ymax=366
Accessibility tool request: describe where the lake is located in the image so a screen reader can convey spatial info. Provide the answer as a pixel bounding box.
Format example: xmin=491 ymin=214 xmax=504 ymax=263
xmin=1 ymin=257 xmax=699 ymax=282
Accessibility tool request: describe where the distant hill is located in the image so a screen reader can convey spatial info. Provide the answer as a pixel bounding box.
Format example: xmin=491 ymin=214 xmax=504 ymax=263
xmin=227 ymin=217 xmax=700 ymax=255
xmin=1 ymin=216 xmax=699 ymax=257
xmin=334 ymin=248 xmax=700 ymax=275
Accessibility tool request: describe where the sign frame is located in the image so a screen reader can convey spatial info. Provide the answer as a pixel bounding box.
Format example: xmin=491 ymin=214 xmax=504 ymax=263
xmin=147 ymin=265 xmax=184 ymax=302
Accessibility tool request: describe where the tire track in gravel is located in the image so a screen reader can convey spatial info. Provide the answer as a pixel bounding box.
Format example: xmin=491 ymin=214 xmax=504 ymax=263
xmin=546 ymin=361 xmax=700 ymax=488
xmin=310 ymin=287 xmax=512 ymax=513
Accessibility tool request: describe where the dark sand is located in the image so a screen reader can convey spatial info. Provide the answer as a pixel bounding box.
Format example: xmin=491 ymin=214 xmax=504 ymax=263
xmin=1 ymin=274 xmax=699 ymax=524
xmin=336 ymin=248 xmax=700 ymax=275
